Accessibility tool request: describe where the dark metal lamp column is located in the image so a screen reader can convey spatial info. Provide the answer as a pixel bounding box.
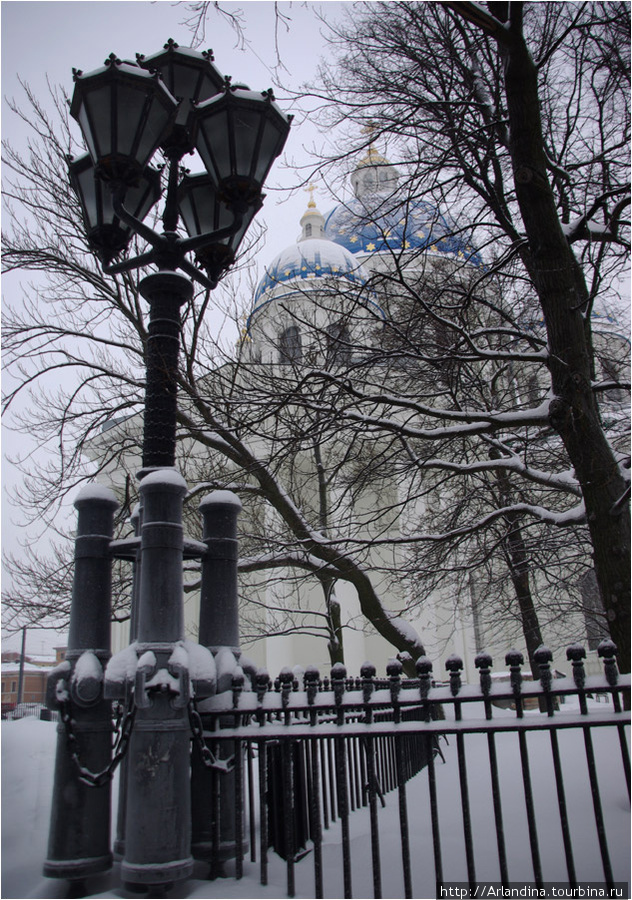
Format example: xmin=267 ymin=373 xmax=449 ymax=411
xmin=46 ymin=39 xmax=291 ymax=891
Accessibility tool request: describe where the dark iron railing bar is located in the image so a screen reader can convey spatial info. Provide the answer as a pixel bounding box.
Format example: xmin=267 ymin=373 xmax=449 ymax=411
xmin=234 ymin=737 xmax=244 ymax=880
xmin=320 ymin=740 xmax=330 ymax=830
xmin=395 ymin=733 xmax=413 ymax=899
xmin=365 ymin=733 xmax=383 ymax=898
xmin=347 ymin=740 xmax=356 ymax=813
xmin=328 ymin=738 xmax=337 ymax=822
xmin=518 ymin=729 xmax=543 ymax=886
xmin=211 ymin=740 xmax=221 ymax=879
xmin=475 ymin=652 xmax=509 ymax=886
xmin=247 ymin=742 xmax=256 ymax=863
xmin=596 ymin=643 xmax=631 ymax=798
xmin=446 ymin=655 xmax=477 ymax=890
xmin=549 ymin=727 xmax=578 ymax=886
xmin=582 ymin=724 xmax=615 ymax=887
xmin=352 ymin=738 xmax=362 ymax=809
xmin=335 ymin=735 xmax=352 ymax=899
xmin=310 ymin=739 xmax=324 ymax=898
xmin=506 ymin=649 xmax=543 ymax=886
xmin=427 ymin=746 xmax=444 ymax=889
xmin=258 ymin=740 xmax=268 ymax=886
xmin=533 ymin=646 xmax=577 ymax=887
xmin=568 ymin=645 xmax=616 ymax=889
xmin=282 ymin=740 xmax=296 ymax=898
xmin=487 ymin=730 xmax=509 ymax=885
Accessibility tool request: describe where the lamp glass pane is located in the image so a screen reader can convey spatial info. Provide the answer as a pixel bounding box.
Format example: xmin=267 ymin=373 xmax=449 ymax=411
xmin=178 ymin=191 xmax=197 ymax=234
xmin=198 ymin=108 xmax=230 ymax=182
xmin=115 ymin=85 xmax=149 ymax=158
xmin=254 ymin=117 xmax=284 ymax=183
xmin=135 ymin=93 xmax=175 ymax=169
xmin=129 ymin=169 xmax=161 ymax=223
xmin=78 ymin=86 xmax=111 ymax=161
xmin=75 ymin=163 xmax=100 ymax=228
xmin=232 ymin=106 xmax=262 ymax=179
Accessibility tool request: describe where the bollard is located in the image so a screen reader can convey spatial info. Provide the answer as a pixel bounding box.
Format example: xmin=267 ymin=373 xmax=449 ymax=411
xmin=113 ymin=502 xmax=141 ymax=861
xmin=120 ymin=469 xmax=194 ymax=888
xmin=198 ymin=491 xmax=242 ymax=653
xmin=192 ymin=490 xmax=243 ymax=871
xmin=43 ymin=484 xmax=118 ymax=881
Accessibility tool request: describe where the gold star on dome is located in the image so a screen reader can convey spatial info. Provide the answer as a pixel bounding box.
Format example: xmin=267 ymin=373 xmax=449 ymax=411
xmin=431 ymin=244 xmax=438 ymax=252
xmin=350 ymin=235 xmax=359 ymax=243
xmin=366 ymin=242 xmax=376 ymax=251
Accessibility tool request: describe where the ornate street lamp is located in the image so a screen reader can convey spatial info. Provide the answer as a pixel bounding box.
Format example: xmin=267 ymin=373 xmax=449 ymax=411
xmin=44 ymin=39 xmax=291 ymax=893
xmin=68 ymin=41 xmax=291 ymax=469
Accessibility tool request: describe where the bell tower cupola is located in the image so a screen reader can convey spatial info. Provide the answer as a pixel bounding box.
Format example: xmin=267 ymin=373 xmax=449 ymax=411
xmin=298 ymin=183 xmax=326 ymax=241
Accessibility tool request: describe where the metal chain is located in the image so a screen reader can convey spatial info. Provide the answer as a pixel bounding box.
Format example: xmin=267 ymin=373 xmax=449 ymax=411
xmin=187 ymin=697 xmax=234 ymax=773
xmin=60 ymin=692 xmax=136 ymax=788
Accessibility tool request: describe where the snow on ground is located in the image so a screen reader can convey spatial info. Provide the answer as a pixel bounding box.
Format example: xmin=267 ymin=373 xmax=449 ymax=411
xmin=1 ymin=699 xmax=630 ymax=899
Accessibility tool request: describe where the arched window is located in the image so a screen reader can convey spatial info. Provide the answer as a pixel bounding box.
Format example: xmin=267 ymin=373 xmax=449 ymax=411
xmin=279 ymin=325 xmax=302 ymax=364
xmin=326 ymin=321 xmax=352 ymax=366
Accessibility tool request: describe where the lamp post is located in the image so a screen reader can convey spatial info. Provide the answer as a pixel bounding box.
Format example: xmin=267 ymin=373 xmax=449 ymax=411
xmin=59 ymin=39 xmax=291 ymax=890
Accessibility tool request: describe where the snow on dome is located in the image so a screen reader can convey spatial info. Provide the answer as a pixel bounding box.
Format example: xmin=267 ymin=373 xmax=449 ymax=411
xmin=324 ymin=195 xmax=483 ymax=266
xmin=252 ymin=238 xmax=370 ymax=310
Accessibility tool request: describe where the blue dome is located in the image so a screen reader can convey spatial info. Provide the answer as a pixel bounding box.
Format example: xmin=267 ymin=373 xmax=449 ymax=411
xmin=324 ymin=196 xmax=483 ymax=267
xmin=252 ymin=238 xmax=370 ymax=309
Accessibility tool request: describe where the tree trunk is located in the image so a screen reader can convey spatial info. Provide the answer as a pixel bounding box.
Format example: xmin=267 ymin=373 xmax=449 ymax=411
xmin=499 ymin=14 xmax=631 ymax=671
xmin=503 ymin=515 xmax=545 ymax=680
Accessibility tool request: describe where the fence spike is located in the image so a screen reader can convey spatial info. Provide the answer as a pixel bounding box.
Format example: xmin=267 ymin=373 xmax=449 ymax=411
xmin=361 ymin=661 xmax=376 ymax=705
xmin=387 ymin=658 xmax=403 ymax=707
xmin=566 ymin=643 xmax=586 ymax=692
xmin=597 ymin=640 xmax=619 ymax=687
xmin=331 ymin=663 xmax=347 ymax=725
xmin=445 ymin=654 xmax=463 ymax=697
xmin=232 ymin=666 xmax=245 ymax=709
xmin=534 ymin=646 xmax=553 ymax=693
xmin=279 ymin=668 xmax=294 ymax=709
xmin=255 ymin=669 xmax=270 ymax=705
xmin=475 ymin=651 xmax=493 ymax=696
xmin=505 ymin=649 xmax=524 ymax=715
xmin=416 ymin=656 xmax=433 ymax=707
xmin=304 ymin=666 xmax=319 ymax=695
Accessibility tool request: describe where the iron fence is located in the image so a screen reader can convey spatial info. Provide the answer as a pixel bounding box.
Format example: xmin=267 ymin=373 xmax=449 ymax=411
xmin=195 ymin=644 xmax=630 ymax=899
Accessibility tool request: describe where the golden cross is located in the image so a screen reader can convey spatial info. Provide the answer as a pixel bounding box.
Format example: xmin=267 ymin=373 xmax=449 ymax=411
xmin=305 ymin=182 xmax=317 ymax=208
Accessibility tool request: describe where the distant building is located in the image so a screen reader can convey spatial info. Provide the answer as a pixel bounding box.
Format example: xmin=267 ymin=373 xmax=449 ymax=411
xmin=97 ymin=148 xmax=627 ymax=680
xmin=1 ymin=661 xmax=52 ymax=707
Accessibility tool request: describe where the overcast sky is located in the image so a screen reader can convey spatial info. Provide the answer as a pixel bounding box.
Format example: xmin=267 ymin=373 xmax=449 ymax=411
xmin=1 ymin=0 xmax=350 ymax=655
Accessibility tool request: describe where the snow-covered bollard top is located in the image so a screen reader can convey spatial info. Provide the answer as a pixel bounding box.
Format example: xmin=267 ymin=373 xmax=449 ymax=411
xmin=71 ymin=650 xmax=104 ymax=705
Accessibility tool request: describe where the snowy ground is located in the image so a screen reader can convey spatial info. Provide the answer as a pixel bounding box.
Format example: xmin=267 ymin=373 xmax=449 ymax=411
xmin=2 ymin=700 xmax=630 ymax=899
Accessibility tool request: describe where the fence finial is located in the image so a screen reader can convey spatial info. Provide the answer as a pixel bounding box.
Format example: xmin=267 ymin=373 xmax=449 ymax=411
xmin=445 ymin=654 xmax=463 ymax=697
xmin=534 ymin=645 xmax=553 ymax=693
xmin=566 ymin=643 xmax=586 ymax=691
xmin=597 ymin=639 xmax=619 ymax=687
xmin=475 ymin=651 xmax=493 ymax=696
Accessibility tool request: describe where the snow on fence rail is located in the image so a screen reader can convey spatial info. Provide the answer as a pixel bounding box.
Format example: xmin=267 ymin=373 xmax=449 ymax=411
xmin=195 ymin=645 xmax=630 ymax=899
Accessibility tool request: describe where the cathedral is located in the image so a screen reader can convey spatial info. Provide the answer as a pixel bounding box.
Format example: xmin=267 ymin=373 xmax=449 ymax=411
xmin=105 ymin=145 xmax=628 ymax=682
